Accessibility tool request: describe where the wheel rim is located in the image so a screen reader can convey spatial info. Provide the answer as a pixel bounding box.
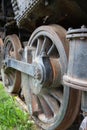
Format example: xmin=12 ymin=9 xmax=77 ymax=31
xmin=1 ymin=34 xmax=21 ymax=93
xmin=0 ymin=38 xmax=3 ymax=69
xmin=23 ymin=25 xmax=81 ymax=130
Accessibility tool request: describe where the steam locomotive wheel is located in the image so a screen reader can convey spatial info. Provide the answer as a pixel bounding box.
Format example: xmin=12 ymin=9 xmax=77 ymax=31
xmin=24 ymin=25 xmax=81 ymax=130
xmin=1 ymin=34 xmax=21 ymax=93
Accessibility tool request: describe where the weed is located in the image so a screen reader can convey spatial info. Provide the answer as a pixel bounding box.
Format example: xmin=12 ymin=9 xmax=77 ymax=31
xmin=0 ymin=83 xmax=36 ymax=130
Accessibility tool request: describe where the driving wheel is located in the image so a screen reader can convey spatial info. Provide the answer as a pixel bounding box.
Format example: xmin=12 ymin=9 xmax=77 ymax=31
xmin=1 ymin=34 xmax=21 ymax=93
xmin=23 ymin=25 xmax=81 ymax=130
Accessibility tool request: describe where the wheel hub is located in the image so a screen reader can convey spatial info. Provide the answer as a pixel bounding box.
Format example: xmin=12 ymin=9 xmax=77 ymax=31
xmin=30 ymin=52 xmax=53 ymax=94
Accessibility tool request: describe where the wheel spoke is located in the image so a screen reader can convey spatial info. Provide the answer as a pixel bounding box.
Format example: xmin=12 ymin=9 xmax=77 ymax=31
xmin=40 ymin=37 xmax=47 ymax=53
xmin=9 ymin=51 xmax=15 ymax=57
xmin=7 ymin=42 xmax=12 ymax=53
xmin=42 ymin=94 xmax=60 ymax=116
xmin=47 ymin=44 xmax=55 ymax=55
xmin=35 ymin=38 xmax=42 ymax=56
xmin=31 ymin=94 xmax=42 ymax=116
xmin=40 ymin=37 xmax=51 ymax=54
xmin=50 ymin=89 xmax=63 ymax=104
xmin=47 ymin=44 xmax=59 ymax=57
xmin=38 ymin=95 xmax=53 ymax=119
xmin=8 ymin=74 xmax=13 ymax=86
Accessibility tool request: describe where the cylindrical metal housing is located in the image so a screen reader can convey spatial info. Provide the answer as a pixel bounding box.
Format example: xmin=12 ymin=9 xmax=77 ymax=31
xmin=63 ymin=25 xmax=87 ymax=91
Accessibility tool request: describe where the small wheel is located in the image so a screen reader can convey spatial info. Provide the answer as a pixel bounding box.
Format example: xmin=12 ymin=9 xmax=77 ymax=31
xmin=1 ymin=34 xmax=21 ymax=93
xmin=23 ymin=25 xmax=81 ymax=130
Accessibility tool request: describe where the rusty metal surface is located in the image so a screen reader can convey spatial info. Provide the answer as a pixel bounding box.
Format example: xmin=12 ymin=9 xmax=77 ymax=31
xmin=1 ymin=34 xmax=21 ymax=93
xmin=56 ymin=89 xmax=81 ymax=130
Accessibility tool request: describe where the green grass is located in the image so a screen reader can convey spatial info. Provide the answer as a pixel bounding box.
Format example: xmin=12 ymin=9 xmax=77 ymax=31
xmin=0 ymin=83 xmax=35 ymax=130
